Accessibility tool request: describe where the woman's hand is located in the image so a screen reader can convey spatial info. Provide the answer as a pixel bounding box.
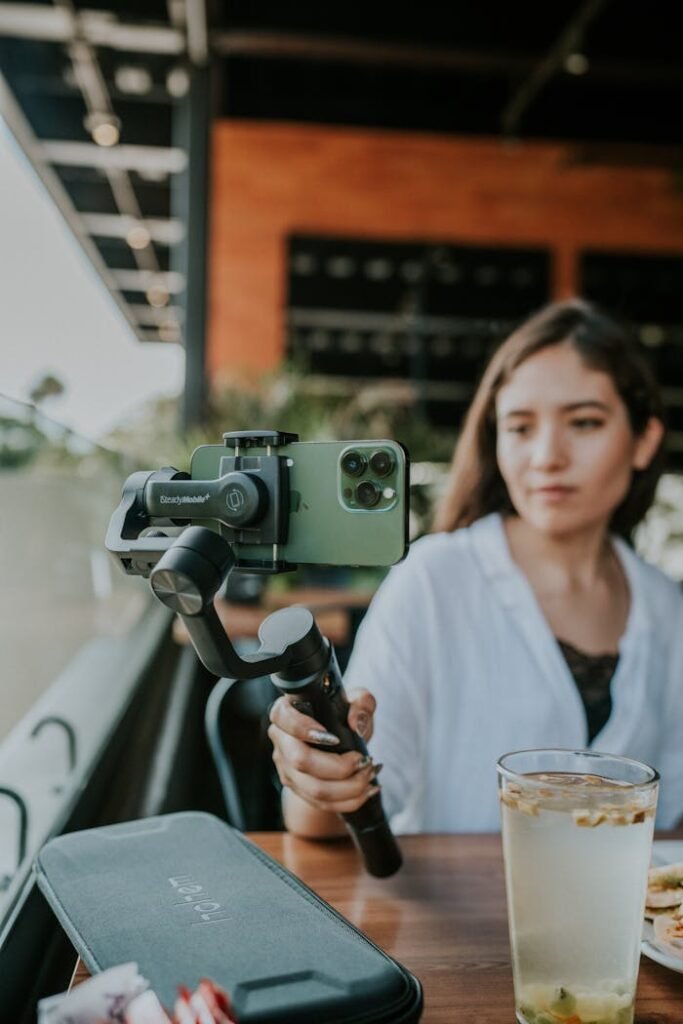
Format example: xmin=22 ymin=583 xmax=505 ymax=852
xmin=268 ymin=688 xmax=380 ymax=816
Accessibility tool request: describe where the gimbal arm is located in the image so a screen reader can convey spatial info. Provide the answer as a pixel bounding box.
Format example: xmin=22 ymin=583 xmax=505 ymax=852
xmin=148 ymin=526 xmax=301 ymax=680
xmin=145 ymin=527 xmax=402 ymax=878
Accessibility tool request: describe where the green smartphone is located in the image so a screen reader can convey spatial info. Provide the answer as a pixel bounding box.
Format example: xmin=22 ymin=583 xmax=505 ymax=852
xmin=189 ymin=439 xmax=409 ymax=569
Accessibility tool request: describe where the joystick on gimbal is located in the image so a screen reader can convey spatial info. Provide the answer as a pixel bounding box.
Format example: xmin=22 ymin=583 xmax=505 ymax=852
xmin=106 ymin=430 xmax=402 ymax=878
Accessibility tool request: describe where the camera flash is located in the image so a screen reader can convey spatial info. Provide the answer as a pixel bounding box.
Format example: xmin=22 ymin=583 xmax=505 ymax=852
xmin=383 ymin=487 xmax=396 ymax=500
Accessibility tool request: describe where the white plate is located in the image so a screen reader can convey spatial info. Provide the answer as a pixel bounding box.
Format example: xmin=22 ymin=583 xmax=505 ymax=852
xmin=641 ymin=840 xmax=683 ymax=974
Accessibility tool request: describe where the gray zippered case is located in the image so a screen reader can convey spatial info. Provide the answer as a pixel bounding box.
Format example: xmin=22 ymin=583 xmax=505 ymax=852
xmin=34 ymin=812 xmax=423 ymax=1023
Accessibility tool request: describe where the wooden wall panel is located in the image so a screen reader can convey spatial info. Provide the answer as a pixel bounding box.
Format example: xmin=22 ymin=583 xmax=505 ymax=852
xmin=209 ymin=121 xmax=683 ymax=376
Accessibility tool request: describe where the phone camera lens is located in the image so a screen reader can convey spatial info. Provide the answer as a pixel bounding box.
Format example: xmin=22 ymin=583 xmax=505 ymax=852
xmin=355 ymin=480 xmax=381 ymax=508
xmin=369 ymin=450 xmax=395 ymax=477
xmin=341 ymin=450 xmax=367 ymax=477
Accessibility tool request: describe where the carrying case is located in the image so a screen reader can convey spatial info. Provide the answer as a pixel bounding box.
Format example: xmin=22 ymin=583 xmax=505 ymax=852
xmin=34 ymin=812 xmax=423 ymax=1023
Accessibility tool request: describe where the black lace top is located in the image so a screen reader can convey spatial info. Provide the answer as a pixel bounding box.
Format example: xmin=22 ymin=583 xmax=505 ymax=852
xmin=557 ymin=639 xmax=619 ymax=743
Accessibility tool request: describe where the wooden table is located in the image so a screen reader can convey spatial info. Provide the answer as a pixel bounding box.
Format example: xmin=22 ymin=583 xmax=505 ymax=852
xmin=70 ymin=832 xmax=683 ymax=1021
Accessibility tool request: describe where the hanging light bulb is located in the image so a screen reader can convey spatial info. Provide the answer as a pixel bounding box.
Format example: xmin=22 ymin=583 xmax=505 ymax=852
xmin=114 ymin=65 xmax=153 ymax=96
xmin=146 ymin=283 xmax=170 ymax=308
xmin=166 ymin=66 xmax=190 ymax=98
xmin=126 ymin=224 xmax=151 ymax=250
xmin=84 ymin=111 xmax=121 ymax=147
xmin=564 ymin=52 xmax=589 ymax=76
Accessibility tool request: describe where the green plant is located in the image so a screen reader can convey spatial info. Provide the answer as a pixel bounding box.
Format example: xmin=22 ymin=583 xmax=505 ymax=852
xmin=106 ymin=366 xmax=458 ymax=469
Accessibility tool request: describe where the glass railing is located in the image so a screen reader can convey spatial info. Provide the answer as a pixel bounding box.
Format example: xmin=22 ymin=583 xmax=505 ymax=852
xmin=0 ymin=396 xmax=152 ymax=740
xmin=0 ymin=396 xmax=168 ymax=929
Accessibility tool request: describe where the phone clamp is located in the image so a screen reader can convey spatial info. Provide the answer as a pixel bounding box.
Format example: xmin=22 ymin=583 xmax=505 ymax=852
xmin=222 ymin=430 xmax=299 ymax=450
xmin=105 ymin=430 xmax=300 ymax=576
xmin=105 ymin=466 xmax=191 ymax=577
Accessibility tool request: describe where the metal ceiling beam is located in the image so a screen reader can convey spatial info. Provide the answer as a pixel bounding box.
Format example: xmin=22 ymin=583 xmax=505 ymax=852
xmin=67 ymin=38 xmax=110 ymax=113
xmin=0 ymin=4 xmax=184 ymax=53
xmin=110 ymin=269 xmax=186 ymax=293
xmin=138 ymin=327 xmax=180 ymax=343
xmin=54 ymin=0 xmax=164 ymax=275
xmin=40 ymin=140 xmax=187 ymax=174
xmin=212 ymin=30 xmax=534 ymax=75
xmin=172 ymin=62 xmax=211 ymax=430
xmin=1 ymin=1 xmax=196 ymax=346
xmin=129 ymin=303 xmax=184 ymax=326
xmin=3 ymin=8 xmax=679 ymax=88
xmin=185 ymin=0 xmax=208 ymax=66
xmin=167 ymin=1 xmax=186 ymax=29
xmin=0 ymin=69 xmax=140 ymax=339
xmin=81 ymin=213 xmax=184 ymax=245
xmin=105 ymin=169 xmax=159 ymax=271
xmin=501 ymin=0 xmax=610 ymax=138
xmin=212 ymin=28 xmax=683 ymax=88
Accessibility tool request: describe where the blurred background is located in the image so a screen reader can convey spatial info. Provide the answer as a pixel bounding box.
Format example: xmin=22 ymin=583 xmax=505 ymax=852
xmin=2 ymin=1 xmax=683 ymax=1009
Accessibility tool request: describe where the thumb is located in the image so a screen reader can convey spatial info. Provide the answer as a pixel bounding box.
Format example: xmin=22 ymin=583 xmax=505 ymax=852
xmin=345 ymin=687 xmax=377 ymax=742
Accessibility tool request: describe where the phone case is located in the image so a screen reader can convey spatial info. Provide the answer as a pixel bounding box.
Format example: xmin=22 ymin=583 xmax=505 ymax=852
xmin=190 ymin=440 xmax=409 ymax=568
xmin=34 ymin=813 xmax=423 ymax=1023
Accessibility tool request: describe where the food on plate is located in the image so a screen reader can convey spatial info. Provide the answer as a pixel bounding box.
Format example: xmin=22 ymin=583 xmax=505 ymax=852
xmin=644 ymin=862 xmax=683 ymax=918
xmin=652 ymin=907 xmax=683 ymax=961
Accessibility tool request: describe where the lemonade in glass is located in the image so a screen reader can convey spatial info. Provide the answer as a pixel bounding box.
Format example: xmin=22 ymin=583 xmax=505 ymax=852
xmin=498 ymin=749 xmax=658 ymax=1024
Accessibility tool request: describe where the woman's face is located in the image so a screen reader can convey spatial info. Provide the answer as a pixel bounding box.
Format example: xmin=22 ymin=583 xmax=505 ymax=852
xmin=495 ymin=342 xmax=661 ymax=538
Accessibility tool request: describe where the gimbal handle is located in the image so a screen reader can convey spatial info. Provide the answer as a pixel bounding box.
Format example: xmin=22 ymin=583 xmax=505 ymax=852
xmin=147 ymin=526 xmax=402 ymax=878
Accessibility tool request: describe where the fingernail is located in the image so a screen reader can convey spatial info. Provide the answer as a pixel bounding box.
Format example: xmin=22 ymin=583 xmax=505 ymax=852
xmin=355 ymin=712 xmax=370 ymax=737
xmin=368 ymin=785 xmax=381 ymax=797
xmin=355 ymin=755 xmax=372 ymax=772
xmin=308 ymin=729 xmax=340 ymax=745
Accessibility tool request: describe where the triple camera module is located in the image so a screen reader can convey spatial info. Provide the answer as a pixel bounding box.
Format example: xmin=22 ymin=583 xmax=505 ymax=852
xmin=340 ymin=446 xmax=398 ymax=511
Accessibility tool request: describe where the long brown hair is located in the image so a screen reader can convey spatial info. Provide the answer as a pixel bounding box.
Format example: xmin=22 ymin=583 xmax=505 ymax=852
xmin=432 ymin=298 xmax=665 ymax=539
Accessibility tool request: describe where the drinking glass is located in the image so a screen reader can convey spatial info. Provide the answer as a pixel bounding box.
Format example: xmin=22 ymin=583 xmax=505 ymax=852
xmin=497 ymin=749 xmax=659 ymax=1024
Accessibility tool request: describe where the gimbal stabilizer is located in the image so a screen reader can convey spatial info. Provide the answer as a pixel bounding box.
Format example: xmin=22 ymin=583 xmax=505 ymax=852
xmin=106 ymin=430 xmax=402 ymax=878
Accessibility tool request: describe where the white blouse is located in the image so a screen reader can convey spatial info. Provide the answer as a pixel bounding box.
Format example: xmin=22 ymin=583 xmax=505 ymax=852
xmin=343 ymin=513 xmax=683 ymax=833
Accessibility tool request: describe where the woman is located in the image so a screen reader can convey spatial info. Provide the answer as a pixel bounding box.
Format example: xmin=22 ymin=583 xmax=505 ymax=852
xmin=268 ymin=298 xmax=683 ymax=836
